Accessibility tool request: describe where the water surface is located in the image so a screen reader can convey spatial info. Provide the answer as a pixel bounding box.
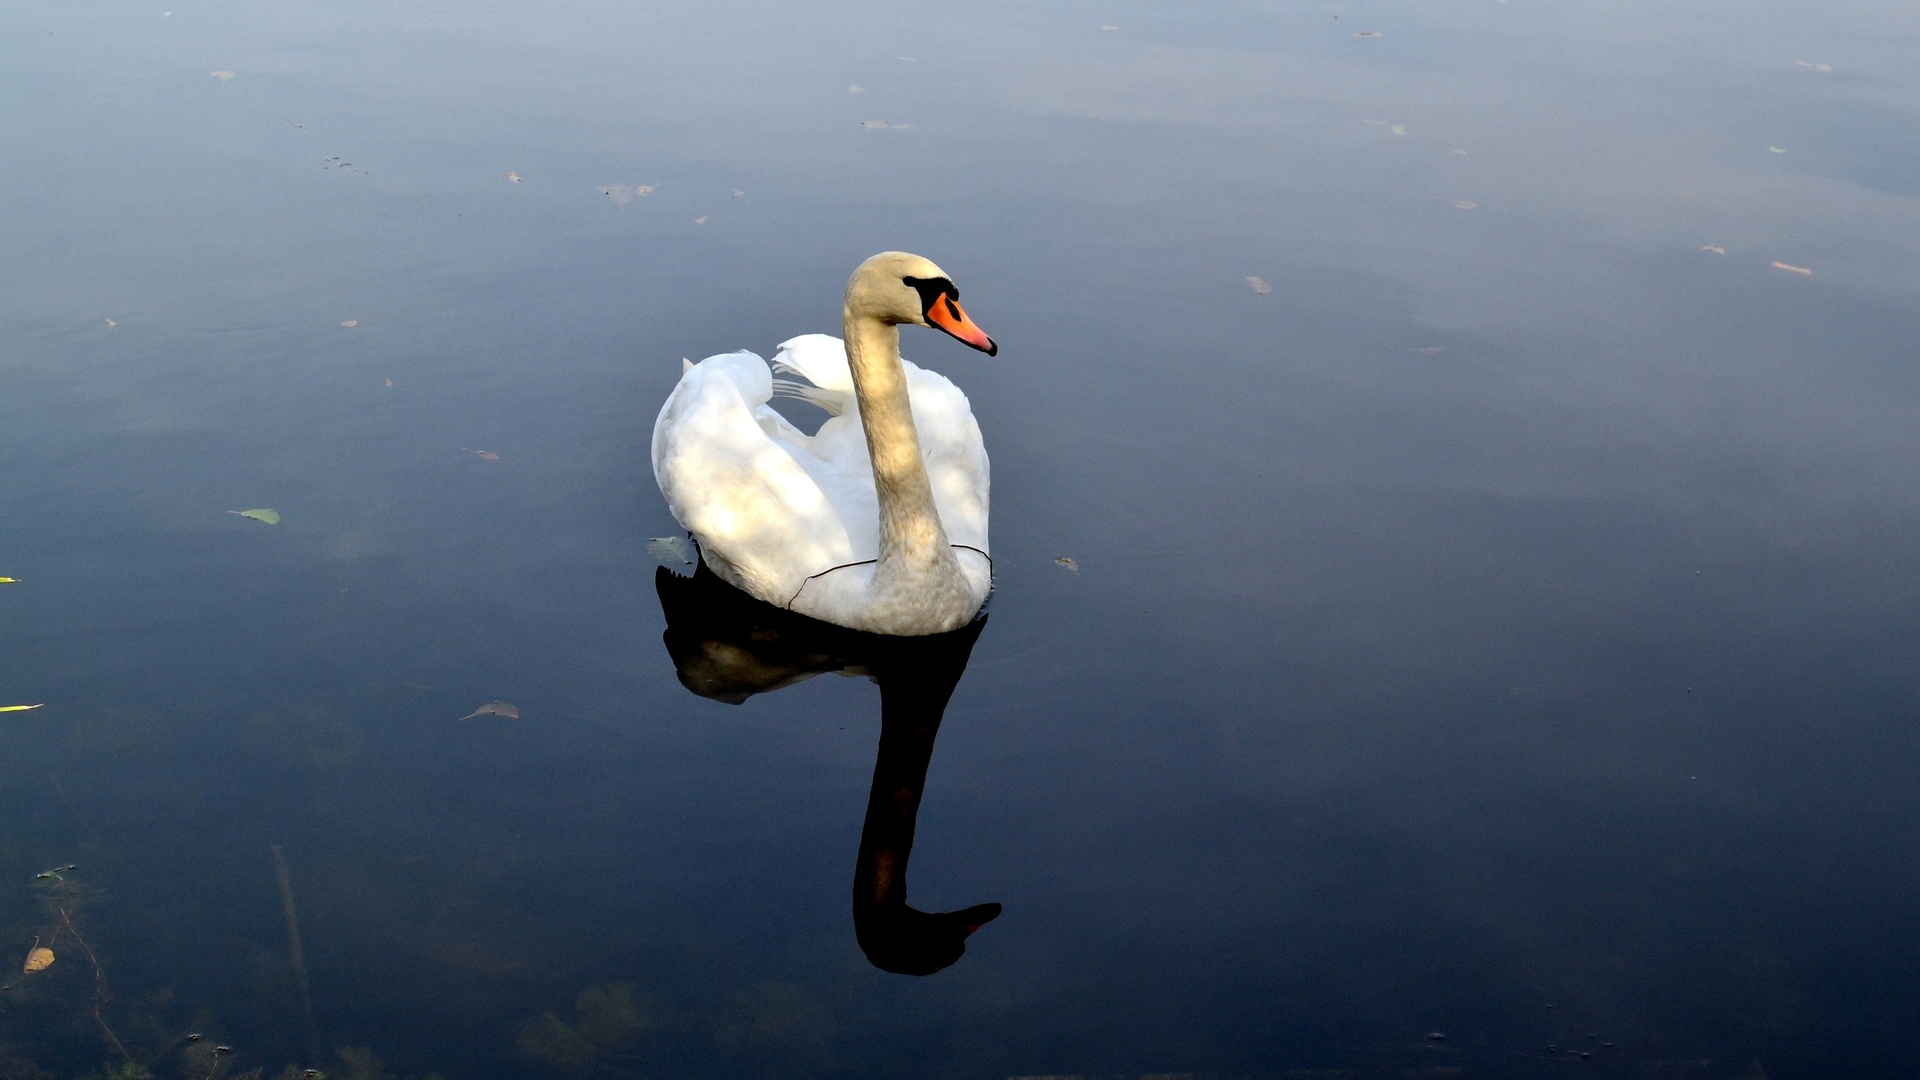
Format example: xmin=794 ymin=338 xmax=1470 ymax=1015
xmin=3 ymin=1 xmax=1919 ymax=1077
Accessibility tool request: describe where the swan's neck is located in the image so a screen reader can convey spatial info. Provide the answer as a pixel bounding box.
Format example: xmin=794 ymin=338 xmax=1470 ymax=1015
xmin=844 ymin=312 xmax=958 ymax=586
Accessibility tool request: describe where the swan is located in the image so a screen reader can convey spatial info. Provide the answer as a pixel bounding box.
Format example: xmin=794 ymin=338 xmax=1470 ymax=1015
xmin=651 ymin=252 xmax=998 ymax=636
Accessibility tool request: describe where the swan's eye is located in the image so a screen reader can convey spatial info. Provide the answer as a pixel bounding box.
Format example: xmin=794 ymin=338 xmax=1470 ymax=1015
xmin=901 ymin=275 xmax=957 ymax=316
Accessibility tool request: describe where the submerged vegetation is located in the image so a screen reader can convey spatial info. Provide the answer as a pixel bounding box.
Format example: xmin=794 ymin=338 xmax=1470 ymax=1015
xmin=0 ymin=865 xmax=441 ymax=1080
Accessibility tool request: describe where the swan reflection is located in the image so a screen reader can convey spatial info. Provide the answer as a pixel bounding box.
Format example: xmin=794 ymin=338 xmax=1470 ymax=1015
xmin=655 ymin=562 xmax=1001 ymax=975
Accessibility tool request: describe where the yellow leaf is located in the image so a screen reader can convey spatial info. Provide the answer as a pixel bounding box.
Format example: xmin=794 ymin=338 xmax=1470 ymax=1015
xmin=0 ymin=577 xmax=16 ymax=584
xmin=0 ymin=704 xmax=43 ymax=713
xmin=23 ymin=947 xmax=52 ymax=974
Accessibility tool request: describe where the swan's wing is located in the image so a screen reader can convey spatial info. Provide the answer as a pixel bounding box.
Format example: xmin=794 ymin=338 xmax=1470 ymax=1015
xmin=765 ymin=353 xmax=985 ymax=555
xmin=771 ymin=334 xmax=854 ymax=416
xmin=652 ymin=351 xmax=860 ymax=603
xmin=772 ymin=334 xmax=853 ymax=392
xmin=903 ymin=360 xmax=990 ymax=555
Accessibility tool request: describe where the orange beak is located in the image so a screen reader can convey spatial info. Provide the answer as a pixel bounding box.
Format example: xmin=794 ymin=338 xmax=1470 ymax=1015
xmin=926 ymin=293 xmax=997 ymax=355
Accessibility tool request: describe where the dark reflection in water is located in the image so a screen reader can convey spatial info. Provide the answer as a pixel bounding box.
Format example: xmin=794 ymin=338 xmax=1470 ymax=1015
xmin=657 ymin=562 xmax=1000 ymax=976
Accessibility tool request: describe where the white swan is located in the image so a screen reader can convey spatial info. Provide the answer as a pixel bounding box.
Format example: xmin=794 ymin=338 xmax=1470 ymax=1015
xmin=651 ymin=252 xmax=998 ymax=636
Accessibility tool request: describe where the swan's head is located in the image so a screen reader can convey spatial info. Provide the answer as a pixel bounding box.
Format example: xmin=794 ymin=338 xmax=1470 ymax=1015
xmin=846 ymin=251 xmax=997 ymax=355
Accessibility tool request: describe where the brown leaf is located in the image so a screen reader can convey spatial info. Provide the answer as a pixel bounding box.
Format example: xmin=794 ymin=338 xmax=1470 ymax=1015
xmin=1055 ymin=557 xmax=1079 ymax=572
xmin=459 ymin=701 xmax=520 ymax=720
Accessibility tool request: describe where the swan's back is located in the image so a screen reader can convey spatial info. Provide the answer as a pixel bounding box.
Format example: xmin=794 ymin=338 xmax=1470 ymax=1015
xmin=652 ymin=341 xmax=989 ymax=623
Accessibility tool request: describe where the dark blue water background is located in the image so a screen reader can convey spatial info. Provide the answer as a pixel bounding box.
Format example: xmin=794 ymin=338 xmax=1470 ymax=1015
xmin=3 ymin=1 xmax=1919 ymax=1077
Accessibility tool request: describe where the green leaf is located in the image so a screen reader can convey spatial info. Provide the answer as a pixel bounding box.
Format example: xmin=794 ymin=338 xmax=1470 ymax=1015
xmin=229 ymin=509 xmax=281 ymax=525
xmin=0 ymin=704 xmax=43 ymax=713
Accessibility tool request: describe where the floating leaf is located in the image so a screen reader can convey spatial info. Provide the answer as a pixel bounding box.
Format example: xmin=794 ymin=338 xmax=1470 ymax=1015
xmin=1390 ymin=124 xmax=1407 ymax=136
xmin=1445 ymin=149 xmax=1468 ymax=156
xmin=384 ymin=378 xmax=393 ymax=387
xmin=341 ymin=319 xmax=357 ymax=328
xmin=463 ymin=448 xmax=501 ymax=461
xmin=1795 ymin=60 xmax=1832 ymax=72
xmin=507 ymin=171 xmax=522 ymax=183
xmin=210 ymin=70 xmax=235 ymax=81
xmin=1772 ymin=261 xmax=1812 ymax=276
xmin=647 ymin=536 xmax=695 ymax=566
xmin=730 ymin=189 xmax=744 ymax=198
xmin=0 ymin=704 xmax=43 ymax=713
xmin=229 ymin=509 xmax=281 ymax=525
xmin=1362 ymin=119 xmax=1389 ymax=126
xmin=861 ymin=119 xmax=889 ymax=130
xmin=1409 ymin=346 xmax=1445 ymax=355
xmin=22 ymin=947 xmax=53 ymax=974
xmin=1245 ymin=276 xmax=1272 ymax=294
xmin=693 ymin=215 xmax=709 ymax=225
xmin=849 ymin=85 xmax=866 ymax=93
xmin=1767 ymin=146 xmax=1786 ymax=154
xmin=458 ymin=701 xmax=520 ymax=720
xmin=104 ymin=318 xmax=117 ymax=328
xmin=1453 ymin=200 xmax=1478 ymax=210
xmin=1055 ymin=557 xmax=1078 ymax=572
xmin=599 ymin=183 xmax=655 ymax=206
xmin=1702 ymin=244 xmax=1727 ymax=255
xmin=1100 ymin=24 xmax=1119 ymax=31
xmin=1354 ymin=30 xmax=1381 ymax=37
xmin=0 ymin=577 xmax=16 ymax=584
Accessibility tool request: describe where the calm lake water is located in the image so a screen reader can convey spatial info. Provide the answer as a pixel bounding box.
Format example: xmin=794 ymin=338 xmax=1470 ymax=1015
xmin=4 ymin=1 xmax=1919 ymax=1077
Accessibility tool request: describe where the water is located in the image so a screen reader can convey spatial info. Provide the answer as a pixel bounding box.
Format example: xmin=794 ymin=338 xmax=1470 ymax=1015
xmin=3 ymin=1 xmax=1918 ymax=1077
